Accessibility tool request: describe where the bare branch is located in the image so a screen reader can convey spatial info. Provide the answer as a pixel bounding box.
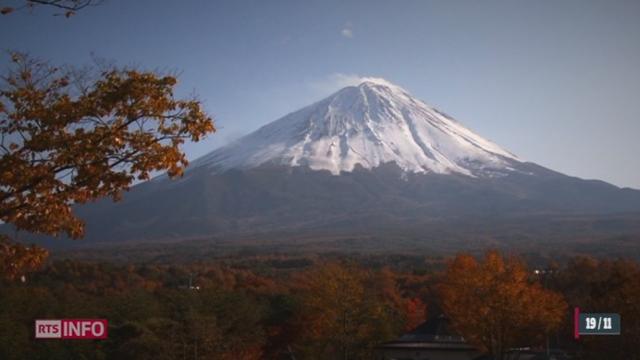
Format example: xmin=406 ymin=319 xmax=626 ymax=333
xmin=1 ymin=0 xmax=103 ymax=16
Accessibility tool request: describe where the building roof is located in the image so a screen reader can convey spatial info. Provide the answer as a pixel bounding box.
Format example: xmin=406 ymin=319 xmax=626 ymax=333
xmin=378 ymin=314 xmax=476 ymax=351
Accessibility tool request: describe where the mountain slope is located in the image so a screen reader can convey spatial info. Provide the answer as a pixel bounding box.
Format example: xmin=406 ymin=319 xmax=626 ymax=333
xmin=64 ymin=162 xmax=640 ymax=248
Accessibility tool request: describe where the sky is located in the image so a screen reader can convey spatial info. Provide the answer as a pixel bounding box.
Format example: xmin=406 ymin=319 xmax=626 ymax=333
xmin=2 ymin=0 xmax=640 ymax=188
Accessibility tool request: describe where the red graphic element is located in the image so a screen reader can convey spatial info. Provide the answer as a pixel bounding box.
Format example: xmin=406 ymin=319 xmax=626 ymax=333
xmin=574 ymin=307 xmax=580 ymax=340
xmin=35 ymin=319 xmax=108 ymax=339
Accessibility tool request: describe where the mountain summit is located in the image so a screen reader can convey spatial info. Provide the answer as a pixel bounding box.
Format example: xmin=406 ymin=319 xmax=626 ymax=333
xmin=193 ymin=78 xmax=518 ymax=176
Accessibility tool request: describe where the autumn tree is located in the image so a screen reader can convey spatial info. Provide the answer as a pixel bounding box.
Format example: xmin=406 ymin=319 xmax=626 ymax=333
xmin=293 ymin=263 xmax=412 ymax=360
xmin=550 ymin=257 xmax=640 ymax=360
xmin=0 ymin=234 xmax=48 ymax=281
xmin=0 ymin=53 xmax=214 ymax=278
xmin=377 ymin=266 xmax=427 ymax=331
xmin=0 ymin=0 xmax=108 ymax=279
xmin=439 ymin=250 xmax=566 ymax=360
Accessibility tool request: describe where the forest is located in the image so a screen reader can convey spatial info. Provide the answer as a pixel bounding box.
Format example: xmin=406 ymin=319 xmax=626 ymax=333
xmin=1 ymin=250 xmax=639 ymax=359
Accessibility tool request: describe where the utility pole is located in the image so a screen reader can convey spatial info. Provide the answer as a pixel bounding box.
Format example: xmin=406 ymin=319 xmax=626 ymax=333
xmin=287 ymin=345 xmax=297 ymax=360
xmin=537 ymin=268 xmax=551 ymax=359
xmin=545 ymin=270 xmax=550 ymax=359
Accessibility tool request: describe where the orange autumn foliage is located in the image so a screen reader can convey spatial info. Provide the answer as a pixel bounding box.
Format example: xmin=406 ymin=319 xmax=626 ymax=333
xmin=403 ymin=297 xmax=427 ymax=331
xmin=439 ymin=250 xmax=566 ymax=359
xmin=293 ymin=263 xmax=418 ymax=359
xmin=0 ymin=53 xmax=215 ymax=240
xmin=0 ymin=235 xmax=48 ymax=280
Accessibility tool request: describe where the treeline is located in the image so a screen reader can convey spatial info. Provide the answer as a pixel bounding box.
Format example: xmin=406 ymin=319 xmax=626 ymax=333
xmin=0 ymin=259 xmax=429 ymax=359
xmin=0 ymin=253 xmax=639 ymax=359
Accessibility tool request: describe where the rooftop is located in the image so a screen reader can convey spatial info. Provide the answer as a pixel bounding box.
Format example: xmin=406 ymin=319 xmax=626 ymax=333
xmin=378 ymin=314 xmax=476 ymax=351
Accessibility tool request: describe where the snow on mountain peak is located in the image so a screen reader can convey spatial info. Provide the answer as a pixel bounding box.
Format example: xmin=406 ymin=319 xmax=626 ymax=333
xmin=357 ymin=76 xmax=403 ymax=89
xmin=192 ymin=78 xmax=520 ymax=176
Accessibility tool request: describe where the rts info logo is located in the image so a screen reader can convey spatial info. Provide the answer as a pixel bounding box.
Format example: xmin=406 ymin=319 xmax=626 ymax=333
xmin=35 ymin=319 xmax=108 ymax=339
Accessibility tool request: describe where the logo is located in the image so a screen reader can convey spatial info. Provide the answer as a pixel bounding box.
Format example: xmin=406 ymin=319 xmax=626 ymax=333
xmin=35 ymin=319 xmax=108 ymax=339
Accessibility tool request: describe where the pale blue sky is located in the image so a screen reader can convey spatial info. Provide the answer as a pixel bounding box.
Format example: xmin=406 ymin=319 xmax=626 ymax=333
xmin=2 ymin=0 xmax=640 ymax=188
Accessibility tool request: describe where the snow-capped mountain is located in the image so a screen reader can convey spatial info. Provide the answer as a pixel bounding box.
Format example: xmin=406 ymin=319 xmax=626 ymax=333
xmin=192 ymin=78 xmax=518 ymax=176
xmin=36 ymin=78 xmax=640 ymax=249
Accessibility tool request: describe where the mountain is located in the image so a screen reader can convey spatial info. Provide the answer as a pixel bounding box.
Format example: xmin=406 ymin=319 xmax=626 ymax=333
xmin=35 ymin=79 xmax=640 ymax=250
xmin=192 ymin=78 xmax=517 ymax=177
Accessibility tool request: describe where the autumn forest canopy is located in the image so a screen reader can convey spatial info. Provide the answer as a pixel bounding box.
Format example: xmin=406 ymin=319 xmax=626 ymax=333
xmin=1 ymin=251 xmax=640 ymax=359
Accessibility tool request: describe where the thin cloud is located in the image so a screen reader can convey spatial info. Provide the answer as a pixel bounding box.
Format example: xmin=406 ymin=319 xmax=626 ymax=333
xmin=341 ymin=21 xmax=354 ymax=38
xmin=308 ymin=73 xmax=364 ymax=96
xmin=341 ymin=28 xmax=353 ymax=38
